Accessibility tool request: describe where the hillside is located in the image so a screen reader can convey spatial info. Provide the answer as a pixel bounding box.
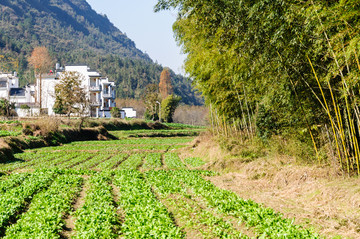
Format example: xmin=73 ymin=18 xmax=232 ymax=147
xmin=0 ymin=0 xmax=202 ymax=105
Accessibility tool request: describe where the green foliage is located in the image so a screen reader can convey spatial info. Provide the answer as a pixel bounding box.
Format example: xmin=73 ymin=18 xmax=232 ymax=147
xmin=256 ymin=104 xmax=278 ymax=140
xmin=113 ymin=170 xmax=184 ymax=238
xmin=0 ymin=99 xmax=15 ymax=118
xmin=54 ymin=71 xmax=88 ymax=118
xmin=155 ymin=0 xmax=360 ymax=168
xmin=4 ymin=174 xmax=82 ymax=238
xmin=19 ymin=104 xmax=30 ymax=110
xmin=110 ymin=107 xmax=121 ymax=118
xmin=161 ymin=95 xmax=181 ymax=123
xmin=74 ymin=173 xmax=119 ymax=238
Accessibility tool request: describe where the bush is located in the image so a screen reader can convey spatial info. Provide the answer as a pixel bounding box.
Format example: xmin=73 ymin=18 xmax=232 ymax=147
xmin=110 ymin=107 xmax=122 ymax=118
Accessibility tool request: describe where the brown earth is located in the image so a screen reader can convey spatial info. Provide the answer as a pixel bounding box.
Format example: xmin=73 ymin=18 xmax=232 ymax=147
xmin=179 ymin=134 xmax=360 ymax=239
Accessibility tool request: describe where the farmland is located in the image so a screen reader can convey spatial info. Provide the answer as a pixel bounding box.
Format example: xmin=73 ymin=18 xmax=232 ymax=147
xmin=0 ymin=129 xmax=320 ymax=238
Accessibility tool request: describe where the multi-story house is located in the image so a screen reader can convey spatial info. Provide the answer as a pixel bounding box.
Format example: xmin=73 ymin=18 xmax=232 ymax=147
xmin=37 ymin=64 xmax=116 ymax=117
xmin=0 ymin=72 xmax=37 ymax=116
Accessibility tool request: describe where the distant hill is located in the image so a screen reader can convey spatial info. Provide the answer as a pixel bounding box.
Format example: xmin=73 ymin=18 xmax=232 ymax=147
xmin=0 ymin=0 xmax=203 ymax=105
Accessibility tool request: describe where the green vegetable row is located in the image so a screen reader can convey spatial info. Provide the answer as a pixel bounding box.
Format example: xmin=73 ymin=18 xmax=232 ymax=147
xmin=118 ymin=154 xmax=143 ymax=170
xmin=113 ymin=170 xmax=183 ymax=238
xmin=171 ymin=170 xmax=320 ymax=238
xmin=164 ymin=153 xmax=186 ymax=169
xmin=146 ymin=170 xmax=246 ymax=238
xmin=4 ymin=174 xmax=83 ymax=238
xmin=0 ymin=170 xmax=56 ymax=233
xmin=73 ymin=173 xmax=119 ymax=238
xmin=142 ymin=153 xmax=162 ymax=169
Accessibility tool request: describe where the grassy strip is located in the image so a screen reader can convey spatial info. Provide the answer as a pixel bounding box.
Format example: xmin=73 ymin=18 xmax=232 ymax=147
xmin=0 ymin=170 xmax=56 ymax=233
xmin=172 ymin=170 xmax=320 ymax=238
xmin=73 ymin=172 xmax=119 ymax=238
xmin=113 ymin=170 xmax=183 ymax=238
xmin=4 ymin=174 xmax=83 ymax=238
xmin=164 ymin=153 xmax=186 ymax=169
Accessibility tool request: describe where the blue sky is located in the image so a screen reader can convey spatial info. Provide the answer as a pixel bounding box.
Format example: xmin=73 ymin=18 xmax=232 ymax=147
xmin=86 ymin=0 xmax=186 ymax=75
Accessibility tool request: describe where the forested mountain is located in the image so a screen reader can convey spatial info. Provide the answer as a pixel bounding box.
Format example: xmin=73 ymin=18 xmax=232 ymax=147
xmin=0 ymin=0 xmax=202 ymax=105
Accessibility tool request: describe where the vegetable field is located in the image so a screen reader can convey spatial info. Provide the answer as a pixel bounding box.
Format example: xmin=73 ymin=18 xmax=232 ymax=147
xmin=0 ymin=131 xmax=320 ymax=238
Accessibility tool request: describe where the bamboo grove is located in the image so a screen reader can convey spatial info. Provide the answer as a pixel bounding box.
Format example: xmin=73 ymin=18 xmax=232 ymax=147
xmin=155 ymin=0 xmax=360 ymax=174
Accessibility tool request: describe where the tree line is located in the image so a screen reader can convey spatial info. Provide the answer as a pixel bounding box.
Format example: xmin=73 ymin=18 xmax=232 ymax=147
xmin=155 ymin=0 xmax=360 ymax=174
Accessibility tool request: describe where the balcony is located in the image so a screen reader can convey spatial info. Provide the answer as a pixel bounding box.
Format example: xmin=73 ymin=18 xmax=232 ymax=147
xmin=102 ymin=92 xmax=113 ymax=98
xmin=89 ymin=85 xmax=101 ymax=92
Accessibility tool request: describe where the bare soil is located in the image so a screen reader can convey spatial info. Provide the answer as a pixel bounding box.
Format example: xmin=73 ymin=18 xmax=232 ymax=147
xmin=182 ymin=134 xmax=360 ymax=239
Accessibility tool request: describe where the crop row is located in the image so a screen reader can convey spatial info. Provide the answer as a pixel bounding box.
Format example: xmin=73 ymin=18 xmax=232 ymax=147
xmin=118 ymin=154 xmax=143 ymax=170
xmin=169 ymin=170 xmax=319 ymax=238
xmin=146 ymin=170 xmax=248 ymax=238
xmin=73 ymin=154 xmax=112 ymax=170
xmin=142 ymin=153 xmax=162 ymax=169
xmin=0 ymin=173 xmax=29 ymax=193
xmin=113 ymin=170 xmax=183 ymax=238
xmin=164 ymin=153 xmax=186 ymax=169
xmin=31 ymin=152 xmax=79 ymax=169
xmin=56 ymin=153 xmax=93 ymax=169
xmin=0 ymin=170 xmax=56 ymax=233
xmin=74 ymin=172 xmax=119 ymax=238
xmin=0 ymin=152 xmax=58 ymax=172
xmin=95 ymin=154 xmax=127 ymax=170
xmin=4 ymin=174 xmax=83 ymax=238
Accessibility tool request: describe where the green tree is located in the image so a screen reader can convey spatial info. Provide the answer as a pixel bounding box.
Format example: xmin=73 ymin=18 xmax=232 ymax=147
xmin=161 ymin=95 xmax=181 ymax=123
xmin=0 ymin=98 xmax=15 ymax=118
xmin=54 ymin=71 xmax=88 ymax=129
xmin=110 ymin=107 xmax=121 ymax=118
xmin=143 ymin=84 xmax=159 ymax=121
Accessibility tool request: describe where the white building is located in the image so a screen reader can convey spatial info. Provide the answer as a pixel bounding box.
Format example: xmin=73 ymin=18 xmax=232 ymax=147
xmin=122 ymin=107 xmax=137 ymax=118
xmin=0 ymin=72 xmax=38 ymax=117
xmin=37 ymin=64 xmax=116 ymax=117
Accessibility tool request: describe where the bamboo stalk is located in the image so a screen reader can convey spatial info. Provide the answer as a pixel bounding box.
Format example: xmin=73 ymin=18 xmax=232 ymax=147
xmin=308 ymin=56 xmax=344 ymax=169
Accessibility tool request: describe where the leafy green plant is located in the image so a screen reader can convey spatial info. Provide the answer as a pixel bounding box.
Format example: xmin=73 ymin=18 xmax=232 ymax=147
xmin=4 ymin=174 xmax=83 ymax=238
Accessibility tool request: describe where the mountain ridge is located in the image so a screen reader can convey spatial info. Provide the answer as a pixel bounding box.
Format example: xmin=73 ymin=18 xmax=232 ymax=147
xmin=0 ymin=0 xmax=203 ymax=105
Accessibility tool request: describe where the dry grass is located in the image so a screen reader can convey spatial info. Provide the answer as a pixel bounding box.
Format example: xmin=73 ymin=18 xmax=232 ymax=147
xmin=185 ymin=133 xmax=360 ymax=239
xmin=23 ymin=118 xmax=60 ymax=137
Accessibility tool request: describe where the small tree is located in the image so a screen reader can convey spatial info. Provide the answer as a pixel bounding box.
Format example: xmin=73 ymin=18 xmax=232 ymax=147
xmin=0 ymin=98 xmax=16 ymax=118
xmin=161 ymin=95 xmax=181 ymax=123
xmin=110 ymin=107 xmax=121 ymax=118
xmin=28 ymin=47 xmax=52 ymax=112
xmin=143 ymin=84 xmax=159 ymax=120
xmin=54 ymin=71 xmax=88 ymax=129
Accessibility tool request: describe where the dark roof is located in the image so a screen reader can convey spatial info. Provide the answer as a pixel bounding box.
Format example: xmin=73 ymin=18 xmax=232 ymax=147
xmin=10 ymin=88 xmax=26 ymax=96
